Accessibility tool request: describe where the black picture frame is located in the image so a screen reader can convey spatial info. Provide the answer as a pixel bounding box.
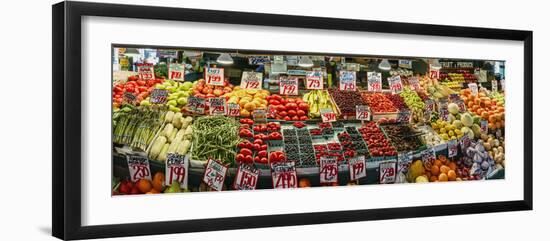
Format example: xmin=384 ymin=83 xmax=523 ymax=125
xmin=52 ymin=1 xmax=533 ymax=240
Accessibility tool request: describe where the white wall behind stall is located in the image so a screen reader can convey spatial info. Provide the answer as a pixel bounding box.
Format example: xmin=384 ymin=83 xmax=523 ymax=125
xmin=0 ymin=0 xmax=546 ymax=240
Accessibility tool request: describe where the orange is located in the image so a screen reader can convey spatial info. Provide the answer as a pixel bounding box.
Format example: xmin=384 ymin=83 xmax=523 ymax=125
xmin=448 ymin=162 xmax=457 ymax=171
xmin=440 ymin=165 xmax=451 ymax=175
xmin=299 ymin=178 xmax=311 ymax=188
xmin=429 ymin=176 xmax=438 ymax=182
xmin=438 ymin=173 xmax=448 ymax=182
xmin=434 ymin=159 xmax=443 ymax=167
xmin=152 ymin=172 xmax=165 ymax=192
xmin=430 ymin=165 xmax=440 ymax=176
xmin=447 ymin=170 xmax=457 ymax=181
xmin=137 ymin=179 xmax=153 ymax=194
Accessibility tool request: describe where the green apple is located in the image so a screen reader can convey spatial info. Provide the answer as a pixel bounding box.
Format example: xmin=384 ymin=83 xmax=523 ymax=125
xmin=177 ymin=97 xmax=188 ymax=105
xmin=167 ymin=100 xmax=177 ymax=107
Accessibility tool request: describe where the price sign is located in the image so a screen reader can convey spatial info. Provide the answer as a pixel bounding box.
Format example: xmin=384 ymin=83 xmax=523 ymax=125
xmin=209 ymin=97 xmax=226 ymax=115
xmin=480 ymin=119 xmax=488 ymax=134
xmin=252 ymin=109 xmax=267 ymax=123
xmin=356 ymin=105 xmax=371 ymax=121
xmin=429 ymin=68 xmax=440 ymax=79
xmin=478 ymin=70 xmax=488 ymax=82
xmin=123 ymin=91 xmax=137 ymax=105
xmin=468 ymin=83 xmax=479 ymax=96
xmin=397 ymin=152 xmax=413 ymax=174
xmin=241 ymin=71 xmax=263 ymax=90
xmin=271 ymin=161 xmax=298 ymax=189
xmin=126 ymin=155 xmax=151 ymax=182
xmin=339 ymin=70 xmax=357 ymax=91
xmin=449 ymin=93 xmax=460 ymax=102
xmin=150 ymin=89 xmax=168 ymax=104
xmin=202 ymin=159 xmax=228 ymax=191
xmin=492 ymin=80 xmax=498 ymax=92
xmin=306 ymin=71 xmax=324 ymax=90
xmin=279 ymin=76 xmax=299 ymax=95
xmin=460 ymin=135 xmax=471 ymax=151
xmin=319 ymin=156 xmax=338 ymax=184
xmin=379 ymin=160 xmax=397 ymax=184
xmin=367 ymin=72 xmax=382 ymax=92
xmin=320 ymin=108 xmax=336 ymax=122
xmin=397 ymin=110 xmax=411 ymax=123
xmin=187 ymin=96 xmax=206 ymax=114
xmin=388 ymin=75 xmax=404 ymax=94
xmin=165 ymin=153 xmax=188 ymax=188
xmin=226 ymin=103 xmax=240 ymax=117
xmin=409 ymin=77 xmax=421 ymax=90
xmin=438 ymin=100 xmax=449 ymax=121
xmin=168 ymin=63 xmax=185 ymax=81
xmin=425 ymin=99 xmax=435 ymax=111
xmin=137 ymin=63 xmax=155 ymax=80
xmin=348 ymin=156 xmax=367 ymax=181
xmin=447 ymin=139 xmax=458 ymax=158
xmin=398 ymin=59 xmax=412 ymax=69
xmin=421 ymin=148 xmax=436 ymax=165
xmin=205 ymin=67 xmax=224 ymax=86
xmin=456 ymin=100 xmax=466 ymax=113
xmin=233 ymin=163 xmax=260 ymax=190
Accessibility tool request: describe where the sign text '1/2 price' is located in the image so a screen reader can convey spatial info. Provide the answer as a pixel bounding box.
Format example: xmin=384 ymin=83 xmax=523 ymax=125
xmin=379 ymin=160 xmax=397 ymax=184
xmin=271 ymin=161 xmax=297 ymax=189
xmin=348 ymin=155 xmax=367 ymax=181
xmin=356 ymin=105 xmax=371 ymax=121
xmin=202 ymin=159 xmax=228 ymax=191
xmin=320 ymin=108 xmax=336 ymax=122
xmin=168 ymin=63 xmax=185 ymax=81
xmin=233 ymin=163 xmax=260 ymax=190
xmin=226 ymin=103 xmax=240 ymax=117
xmin=319 ymin=156 xmax=338 ymax=184
xmin=126 ymin=155 xmax=151 ymax=182
xmin=165 ymin=153 xmax=188 ymax=188
xmin=339 ymin=70 xmax=357 ymax=91
xmin=240 ymin=71 xmax=263 ymax=90
xmin=306 ymin=71 xmax=324 ymax=90
xmin=388 ymin=75 xmax=404 ymax=94
xmin=205 ymin=67 xmax=224 ymax=86
xmin=279 ymin=76 xmax=299 ymax=95
xmin=447 ymin=139 xmax=458 ymax=158
xmin=187 ymin=96 xmax=206 ymax=114
xmin=137 ymin=63 xmax=155 ymax=81
xmin=367 ymin=72 xmax=382 ymax=92
xmin=209 ymin=97 xmax=226 ymax=115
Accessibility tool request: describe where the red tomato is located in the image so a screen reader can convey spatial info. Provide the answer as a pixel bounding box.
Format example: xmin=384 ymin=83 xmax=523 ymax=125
xmin=298 ymin=103 xmax=309 ymax=111
xmin=278 ymin=111 xmax=288 ymax=117
xmin=138 ymin=86 xmax=148 ymax=93
xmin=287 ymin=110 xmax=297 ymax=117
xmin=297 ymin=110 xmax=306 ymax=116
xmin=136 ymin=80 xmax=146 ymax=86
xmin=125 ymin=85 xmax=135 ymax=92
xmin=299 ymin=115 xmax=308 ymax=121
xmin=291 ymin=116 xmax=300 ymax=121
xmin=114 ymin=86 xmax=123 ymax=93
xmin=283 ymin=116 xmax=291 ymax=121
xmin=276 ymin=105 xmax=286 ymax=112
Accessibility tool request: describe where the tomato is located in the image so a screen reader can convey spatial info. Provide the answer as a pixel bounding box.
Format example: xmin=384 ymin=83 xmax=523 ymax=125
xmin=271 ymin=95 xmax=282 ymax=101
xmin=243 ymin=155 xmax=253 ymax=163
xmin=138 ymin=86 xmax=148 ymax=93
xmin=287 ymin=110 xmax=297 ymax=117
xmin=260 ymin=157 xmax=268 ymax=163
xmin=291 ymin=116 xmax=300 ymax=121
xmin=114 ymin=86 xmax=123 ymax=93
xmin=296 ymin=110 xmax=306 ymax=116
xmin=283 ymin=116 xmax=291 ymax=121
xmin=299 ymin=115 xmax=308 ymax=121
xmin=258 ymin=150 xmax=267 ymax=158
xmin=276 ymin=105 xmax=286 ymax=112
xmin=125 ymin=85 xmax=135 ymax=92
xmin=136 ymin=80 xmax=146 ymax=86
xmin=298 ymin=102 xmax=309 ymax=111
xmin=236 ymin=154 xmax=245 ymax=163
xmin=253 ymin=139 xmax=264 ymax=145
xmin=286 ymin=98 xmax=296 ymax=103
xmin=253 ymin=143 xmax=261 ymax=151
xmin=260 ymin=144 xmax=268 ymax=150
xmin=269 ymin=100 xmax=280 ymax=105
xmin=278 ymin=111 xmax=288 ymax=117
xmin=285 ymin=102 xmax=298 ymax=110
xmin=254 ymin=156 xmax=261 ymax=163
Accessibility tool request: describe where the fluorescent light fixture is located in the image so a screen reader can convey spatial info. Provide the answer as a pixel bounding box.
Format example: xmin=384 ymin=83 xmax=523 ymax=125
xmin=123 ymin=48 xmax=140 ymax=58
xmin=378 ymin=59 xmax=391 ymax=71
xmin=298 ymin=56 xmax=314 ymax=68
xmin=216 ymin=53 xmax=234 ymax=65
xmin=430 ymin=59 xmax=442 ymax=70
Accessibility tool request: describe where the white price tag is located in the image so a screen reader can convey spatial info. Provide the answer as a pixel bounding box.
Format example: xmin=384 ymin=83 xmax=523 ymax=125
xmin=356 ymin=105 xmax=371 ymax=121
xmin=279 ymin=76 xmax=299 ymax=95
xmin=271 ymin=161 xmax=298 ymax=189
xmin=165 ymin=153 xmax=188 ymax=188
xmin=388 ymin=75 xmax=404 ymax=94
xmin=306 ymin=71 xmax=324 ymax=90
xmin=320 ymin=108 xmax=336 ymax=122
xmin=168 ymin=63 xmax=185 ymax=81
xmin=209 ymin=97 xmax=226 ymax=115
xmin=187 ymin=96 xmax=206 ymax=114
xmin=429 ymin=69 xmax=440 ymax=79
xmin=367 ymin=72 xmax=382 ymax=92
xmin=126 ymin=155 xmax=151 ymax=182
xmin=137 ymin=63 xmax=155 ymax=80
xmin=409 ymin=77 xmax=421 ymax=90
xmin=447 ymin=139 xmax=458 ymax=158
xmin=348 ymin=156 xmax=367 ymax=181
xmin=379 ymin=160 xmax=397 ymax=184
xmin=421 ymin=148 xmax=436 ymax=165
xmin=468 ymin=83 xmax=479 ymax=96
xmin=398 ymin=59 xmax=412 ymax=69
xmin=240 ymin=71 xmax=263 ymax=90
xmin=320 ymin=156 xmax=338 ymax=184
xmin=226 ymin=103 xmax=240 ymax=117
xmin=205 ymin=67 xmax=224 ymax=86
xmin=233 ymin=164 xmax=260 ymax=190
xmin=202 ymin=159 xmax=228 ymax=191
xmin=397 ymin=152 xmax=413 ymax=174
xmin=339 ymin=71 xmax=357 ymax=91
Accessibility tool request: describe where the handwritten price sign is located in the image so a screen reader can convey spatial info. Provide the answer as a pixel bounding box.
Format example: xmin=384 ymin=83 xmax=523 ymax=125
xmin=348 ymin=155 xmax=367 ymax=181
xmin=409 ymin=77 xmax=421 ymax=90
xmin=126 ymin=155 xmax=151 ymax=182
xmin=187 ymin=96 xmax=206 ymax=114
xmin=203 ymin=159 xmax=228 ymax=191
xmin=397 ymin=152 xmax=413 ymax=174
xmin=320 ymin=156 xmax=338 ymax=184
xmin=356 ymin=105 xmax=371 ymax=121
xmin=460 ymin=135 xmax=471 ymax=151
xmin=233 ymin=163 xmax=260 ymax=190
xmin=379 ymin=160 xmax=397 ymax=184
xmin=271 ymin=161 xmax=297 ymax=189
xmin=168 ymin=63 xmax=185 ymax=81
xmin=339 ymin=71 xmax=357 ymax=91
xmin=468 ymin=83 xmax=479 ymax=96
xmin=480 ymin=119 xmax=488 ymax=134
xmin=209 ymin=97 xmax=226 ymax=115
xmin=123 ymin=92 xmax=137 ymax=105
xmin=456 ymin=100 xmax=466 ymax=113
xmin=320 ymin=108 xmax=336 ymax=122
xmin=367 ymin=72 xmax=382 ymax=92
xmin=137 ymin=63 xmax=155 ymax=81
xmin=306 ymin=71 xmax=324 ymax=90
xmin=429 ymin=69 xmax=440 ymax=79
xmin=447 ymin=139 xmax=458 ymax=158
xmin=397 ymin=110 xmax=411 ymax=123
xmin=421 ymin=148 xmax=436 ymax=165
xmin=240 ymin=71 xmax=263 ymax=90
xmin=438 ymin=100 xmax=449 ymax=122
xmin=226 ymin=103 xmax=240 ymax=117
xmin=205 ymin=67 xmax=224 ymax=86
xmin=150 ymin=89 xmax=168 ymax=104
xmin=165 ymin=153 xmax=188 ymax=188
xmin=388 ymin=75 xmax=404 ymax=94
xmin=279 ymin=76 xmax=299 ymax=95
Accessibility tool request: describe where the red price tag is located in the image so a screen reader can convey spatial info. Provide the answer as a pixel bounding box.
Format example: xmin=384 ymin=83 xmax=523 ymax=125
xmin=126 ymin=155 xmax=151 ymax=182
xmin=271 ymin=161 xmax=297 ymax=189
xmin=320 ymin=108 xmax=336 ymax=122
xmin=320 ymin=156 xmax=338 ymax=184
xmin=202 ymin=159 xmax=228 ymax=191
xmin=233 ymin=164 xmax=260 ymax=190
xmin=168 ymin=63 xmax=185 ymax=81
xmin=137 ymin=63 xmax=155 ymax=80
xmin=241 ymin=71 xmax=263 ymax=90
xmin=379 ymin=160 xmax=397 ymax=184
xmin=356 ymin=105 xmax=371 ymax=121
xmin=165 ymin=153 xmax=188 ymax=188
xmin=279 ymin=76 xmax=299 ymax=95
xmin=388 ymin=75 xmax=404 ymax=94
xmin=306 ymin=71 xmax=323 ymax=90
xmin=367 ymin=72 xmax=382 ymax=92
xmin=348 ymin=155 xmax=367 ymax=181
xmin=226 ymin=103 xmax=240 ymax=117
xmin=339 ymin=71 xmax=357 ymax=91
xmin=209 ymin=97 xmax=226 ymax=115
xmin=205 ymin=67 xmax=224 ymax=86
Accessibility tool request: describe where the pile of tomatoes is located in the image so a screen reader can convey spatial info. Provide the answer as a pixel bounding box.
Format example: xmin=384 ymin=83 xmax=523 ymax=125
xmin=113 ymin=75 xmax=164 ymax=107
xmin=266 ymin=94 xmax=309 ymax=121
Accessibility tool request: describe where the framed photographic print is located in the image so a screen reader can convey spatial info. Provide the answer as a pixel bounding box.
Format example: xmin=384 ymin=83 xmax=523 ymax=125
xmin=52 ymin=1 xmax=533 ymax=240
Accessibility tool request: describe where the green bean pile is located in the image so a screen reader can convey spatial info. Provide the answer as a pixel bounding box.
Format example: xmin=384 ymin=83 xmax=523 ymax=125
xmin=190 ymin=115 xmax=242 ymax=165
